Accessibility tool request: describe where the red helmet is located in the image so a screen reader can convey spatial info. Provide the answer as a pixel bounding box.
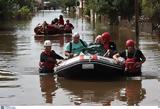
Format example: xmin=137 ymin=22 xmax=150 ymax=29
xmin=126 ymin=39 xmax=135 ymax=47
xmin=101 ymin=32 xmax=111 ymax=42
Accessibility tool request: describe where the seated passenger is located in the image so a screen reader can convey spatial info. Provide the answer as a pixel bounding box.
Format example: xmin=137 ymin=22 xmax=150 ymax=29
xmin=85 ymin=35 xmax=105 ymax=56
xmin=34 ymin=23 xmax=44 ymax=35
xmin=64 ymin=33 xmax=87 ymax=58
xmin=95 ymin=35 xmax=102 ymax=44
xmin=89 ymin=35 xmax=102 ymax=45
xmin=58 ymin=15 xmax=64 ymax=25
xmin=101 ymin=32 xmax=117 ymax=58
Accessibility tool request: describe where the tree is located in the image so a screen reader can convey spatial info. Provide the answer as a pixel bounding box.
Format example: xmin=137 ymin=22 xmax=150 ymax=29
xmin=142 ymin=0 xmax=160 ymax=25
xmin=0 ymin=0 xmax=36 ymax=19
xmin=49 ymin=0 xmax=61 ymax=9
xmin=60 ymin=0 xmax=77 ymax=10
xmin=0 ymin=0 xmax=17 ymax=19
xmin=85 ymin=0 xmax=135 ymax=24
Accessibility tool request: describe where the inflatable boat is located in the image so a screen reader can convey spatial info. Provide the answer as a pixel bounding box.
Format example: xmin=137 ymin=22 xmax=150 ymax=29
xmin=55 ymin=54 xmax=125 ymax=79
xmin=55 ymin=44 xmax=142 ymax=79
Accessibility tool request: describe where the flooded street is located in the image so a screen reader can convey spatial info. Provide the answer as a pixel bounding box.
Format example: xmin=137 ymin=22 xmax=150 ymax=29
xmin=0 ymin=10 xmax=160 ymax=106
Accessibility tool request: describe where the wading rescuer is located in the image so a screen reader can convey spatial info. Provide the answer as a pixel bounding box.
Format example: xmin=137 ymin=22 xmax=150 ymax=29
xmin=39 ymin=40 xmax=64 ymax=73
xmin=113 ymin=39 xmax=146 ymax=75
xmin=64 ymin=20 xmax=74 ymax=33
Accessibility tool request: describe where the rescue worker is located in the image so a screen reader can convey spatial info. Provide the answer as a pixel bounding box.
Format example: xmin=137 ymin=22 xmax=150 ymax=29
xmin=64 ymin=20 xmax=74 ymax=33
xmin=39 ymin=40 xmax=64 ymax=73
xmin=64 ymin=33 xmax=87 ymax=58
xmin=58 ymin=15 xmax=64 ymax=25
xmin=101 ymin=32 xmax=117 ymax=58
xmin=113 ymin=39 xmax=146 ymax=75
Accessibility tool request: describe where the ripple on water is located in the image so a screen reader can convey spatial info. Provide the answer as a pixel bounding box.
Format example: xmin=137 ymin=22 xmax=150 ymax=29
xmin=0 ymin=73 xmax=18 ymax=81
xmin=139 ymin=35 xmax=160 ymax=78
xmin=0 ymin=70 xmax=21 ymax=100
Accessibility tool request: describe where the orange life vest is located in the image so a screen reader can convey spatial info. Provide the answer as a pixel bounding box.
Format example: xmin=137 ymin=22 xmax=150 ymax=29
xmin=125 ymin=50 xmax=141 ymax=73
xmin=39 ymin=51 xmax=56 ymax=71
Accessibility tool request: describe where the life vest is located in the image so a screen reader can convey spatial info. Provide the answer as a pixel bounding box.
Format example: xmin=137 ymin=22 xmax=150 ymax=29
xmin=103 ymin=42 xmax=117 ymax=58
xmin=64 ymin=24 xmax=72 ymax=31
xmin=58 ymin=19 xmax=64 ymax=25
xmin=39 ymin=51 xmax=57 ymax=71
xmin=125 ymin=49 xmax=141 ymax=73
xmin=103 ymin=43 xmax=109 ymax=50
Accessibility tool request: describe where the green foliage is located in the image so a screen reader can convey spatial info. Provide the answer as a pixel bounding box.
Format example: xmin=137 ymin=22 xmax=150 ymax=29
xmin=142 ymin=0 xmax=160 ymax=24
xmin=0 ymin=0 xmax=36 ymax=19
xmin=85 ymin=0 xmax=135 ymax=24
xmin=49 ymin=0 xmax=60 ymax=9
xmin=142 ymin=0 xmax=153 ymax=16
xmin=17 ymin=6 xmax=31 ymax=19
xmin=152 ymin=0 xmax=160 ymax=24
xmin=60 ymin=0 xmax=77 ymax=8
xmin=0 ymin=0 xmax=17 ymax=19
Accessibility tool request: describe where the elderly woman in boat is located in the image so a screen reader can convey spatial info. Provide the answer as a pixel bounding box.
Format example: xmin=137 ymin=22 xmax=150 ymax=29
xmin=84 ymin=32 xmax=117 ymax=58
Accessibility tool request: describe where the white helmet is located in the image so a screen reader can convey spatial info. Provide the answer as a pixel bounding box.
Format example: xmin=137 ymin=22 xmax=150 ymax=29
xmin=73 ymin=32 xmax=80 ymax=38
xmin=44 ymin=40 xmax=52 ymax=47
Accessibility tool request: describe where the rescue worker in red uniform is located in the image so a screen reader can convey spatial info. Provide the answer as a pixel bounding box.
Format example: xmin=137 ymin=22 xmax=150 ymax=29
xmin=58 ymin=15 xmax=64 ymax=25
xmin=101 ymin=32 xmax=117 ymax=58
xmin=64 ymin=20 xmax=74 ymax=33
xmin=113 ymin=39 xmax=146 ymax=76
xmin=39 ymin=40 xmax=64 ymax=73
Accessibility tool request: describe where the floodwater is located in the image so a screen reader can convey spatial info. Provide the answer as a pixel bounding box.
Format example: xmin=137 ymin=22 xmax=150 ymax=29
xmin=0 ymin=10 xmax=160 ymax=106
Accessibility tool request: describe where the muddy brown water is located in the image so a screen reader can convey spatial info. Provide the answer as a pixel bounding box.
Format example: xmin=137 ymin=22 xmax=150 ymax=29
xmin=0 ymin=10 xmax=160 ymax=106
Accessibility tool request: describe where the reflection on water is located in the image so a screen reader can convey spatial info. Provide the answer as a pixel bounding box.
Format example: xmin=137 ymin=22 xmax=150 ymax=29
xmin=56 ymin=78 xmax=146 ymax=106
xmin=0 ymin=10 xmax=160 ymax=106
xmin=34 ymin=35 xmax=72 ymax=47
xmin=39 ymin=74 xmax=57 ymax=104
xmin=139 ymin=35 xmax=160 ymax=77
xmin=116 ymin=80 xmax=146 ymax=106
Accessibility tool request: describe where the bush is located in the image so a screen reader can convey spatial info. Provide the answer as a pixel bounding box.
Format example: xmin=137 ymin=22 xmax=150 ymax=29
xmin=17 ymin=6 xmax=31 ymax=19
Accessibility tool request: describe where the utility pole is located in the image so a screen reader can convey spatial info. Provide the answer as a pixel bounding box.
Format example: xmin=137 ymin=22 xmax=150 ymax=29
xmin=82 ymin=0 xmax=84 ymax=16
xmin=1 ymin=106 xmax=4 ymax=109
xmin=135 ymin=0 xmax=139 ymax=47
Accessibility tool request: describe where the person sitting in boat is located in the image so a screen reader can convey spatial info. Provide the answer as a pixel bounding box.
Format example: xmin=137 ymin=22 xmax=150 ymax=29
xmin=113 ymin=39 xmax=146 ymax=74
xmin=58 ymin=15 xmax=64 ymax=25
xmin=95 ymin=35 xmax=102 ymax=44
xmin=34 ymin=21 xmax=49 ymax=35
xmin=64 ymin=20 xmax=74 ymax=33
xmin=49 ymin=18 xmax=61 ymax=34
xmin=51 ymin=18 xmax=60 ymax=29
xmin=34 ymin=23 xmax=44 ymax=35
xmin=101 ymin=32 xmax=117 ymax=58
xmin=39 ymin=40 xmax=64 ymax=73
xmin=64 ymin=32 xmax=87 ymax=58
xmin=84 ymin=35 xmax=105 ymax=56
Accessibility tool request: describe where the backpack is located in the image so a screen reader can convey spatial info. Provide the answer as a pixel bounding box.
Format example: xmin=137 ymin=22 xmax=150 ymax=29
xmin=69 ymin=39 xmax=87 ymax=53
